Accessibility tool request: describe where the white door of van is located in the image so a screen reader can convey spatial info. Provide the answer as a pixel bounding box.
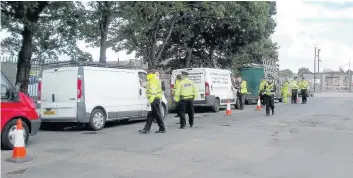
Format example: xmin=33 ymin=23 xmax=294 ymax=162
xmin=41 ymin=70 xmax=59 ymax=119
xmin=138 ymin=72 xmax=149 ymax=117
xmin=56 ymin=68 xmax=78 ymax=119
xmin=187 ymin=70 xmax=205 ymax=101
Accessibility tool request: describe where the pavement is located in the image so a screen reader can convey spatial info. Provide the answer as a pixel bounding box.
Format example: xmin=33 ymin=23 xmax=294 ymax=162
xmin=2 ymin=92 xmax=353 ymax=178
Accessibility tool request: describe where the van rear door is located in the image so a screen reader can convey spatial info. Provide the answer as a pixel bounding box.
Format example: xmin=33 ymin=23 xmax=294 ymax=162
xmin=41 ymin=69 xmax=59 ymax=119
xmin=56 ymin=67 xmax=79 ymax=119
xmin=185 ymin=69 xmax=205 ymax=101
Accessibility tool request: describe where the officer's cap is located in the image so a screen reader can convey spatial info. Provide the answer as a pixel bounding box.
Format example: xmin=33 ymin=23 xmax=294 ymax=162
xmin=294 ymin=76 xmax=297 ymax=79
xmin=181 ymin=71 xmax=189 ymax=76
xmin=176 ymin=74 xmax=182 ymax=79
xmin=147 ymin=69 xmax=155 ymax=74
xmin=302 ymin=77 xmax=305 ymax=79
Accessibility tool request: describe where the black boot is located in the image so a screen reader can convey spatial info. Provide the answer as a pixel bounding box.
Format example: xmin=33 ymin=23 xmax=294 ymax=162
xmin=272 ymin=110 xmax=275 ymax=115
xmin=139 ymin=129 xmax=149 ymax=134
xmin=155 ymin=130 xmax=166 ymax=133
xmin=266 ymin=112 xmax=270 ymax=116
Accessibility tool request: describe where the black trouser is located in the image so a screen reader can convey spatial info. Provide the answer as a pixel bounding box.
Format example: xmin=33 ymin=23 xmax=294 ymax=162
xmin=301 ymin=89 xmax=307 ymax=103
xmin=143 ymin=99 xmax=165 ymax=131
xmin=237 ymin=92 xmax=245 ymax=110
xmin=175 ymin=101 xmax=180 ymax=116
xmin=259 ymin=93 xmax=265 ymax=106
xmin=179 ymin=99 xmax=195 ymax=128
xmin=264 ymin=95 xmax=275 ymax=115
xmin=291 ymin=89 xmax=298 ymax=104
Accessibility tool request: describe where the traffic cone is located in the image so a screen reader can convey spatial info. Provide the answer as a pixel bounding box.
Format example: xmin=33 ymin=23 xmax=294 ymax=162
xmin=256 ymin=96 xmax=262 ymax=111
xmin=6 ymin=119 xmax=32 ymax=163
xmin=296 ymin=93 xmax=300 ymax=103
xmin=226 ymin=99 xmax=232 ymax=116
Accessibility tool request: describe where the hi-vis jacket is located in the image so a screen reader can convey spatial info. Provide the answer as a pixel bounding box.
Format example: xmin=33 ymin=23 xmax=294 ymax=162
xmin=146 ymin=73 xmax=163 ymax=104
xmin=299 ymin=80 xmax=309 ymax=90
xmin=259 ymin=80 xmax=267 ymax=93
xmin=290 ymin=80 xmax=299 ymax=90
xmin=240 ymin=80 xmax=248 ymax=94
xmin=264 ymin=82 xmax=275 ymax=97
xmin=174 ymin=77 xmax=198 ymax=102
xmin=172 ymin=79 xmax=181 ymax=95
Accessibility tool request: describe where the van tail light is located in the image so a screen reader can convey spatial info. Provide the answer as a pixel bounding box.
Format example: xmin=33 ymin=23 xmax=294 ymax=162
xmin=170 ymin=84 xmax=174 ymax=95
xmin=37 ymin=80 xmax=42 ymax=101
xmin=205 ymin=82 xmax=210 ymax=96
xmin=77 ymin=79 xmax=82 ymax=99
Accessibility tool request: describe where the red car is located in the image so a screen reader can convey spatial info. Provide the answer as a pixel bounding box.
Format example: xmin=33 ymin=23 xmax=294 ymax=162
xmin=1 ymin=72 xmax=41 ymax=150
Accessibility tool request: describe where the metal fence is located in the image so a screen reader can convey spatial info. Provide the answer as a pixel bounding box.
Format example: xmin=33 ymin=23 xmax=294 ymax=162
xmin=302 ymin=73 xmax=352 ymax=92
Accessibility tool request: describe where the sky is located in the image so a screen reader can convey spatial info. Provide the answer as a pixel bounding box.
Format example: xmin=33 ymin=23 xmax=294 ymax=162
xmin=1 ymin=1 xmax=353 ymax=73
xmin=272 ymin=0 xmax=353 ymax=73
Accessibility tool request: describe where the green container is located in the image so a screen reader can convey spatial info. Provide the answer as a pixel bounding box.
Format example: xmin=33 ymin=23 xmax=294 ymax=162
xmin=240 ymin=67 xmax=265 ymax=97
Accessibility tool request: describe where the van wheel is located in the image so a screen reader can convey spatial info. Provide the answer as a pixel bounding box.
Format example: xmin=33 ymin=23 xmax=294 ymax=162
xmin=278 ymin=98 xmax=283 ymax=102
xmin=1 ymin=119 xmax=30 ymax=150
xmin=89 ymin=109 xmax=106 ymax=131
xmin=160 ymin=103 xmax=167 ymax=120
xmin=212 ymin=99 xmax=220 ymax=112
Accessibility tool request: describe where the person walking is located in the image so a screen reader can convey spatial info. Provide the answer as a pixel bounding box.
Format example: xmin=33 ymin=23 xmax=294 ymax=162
xmin=281 ymin=79 xmax=290 ymax=103
xmin=299 ymin=77 xmax=309 ymax=104
xmin=174 ymin=71 xmax=198 ymax=129
xmin=238 ymin=77 xmax=247 ymax=110
xmin=290 ymin=76 xmax=299 ymax=104
xmin=139 ymin=70 xmax=166 ymax=134
xmin=264 ymin=76 xmax=276 ymax=116
xmin=259 ymin=77 xmax=267 ymax=107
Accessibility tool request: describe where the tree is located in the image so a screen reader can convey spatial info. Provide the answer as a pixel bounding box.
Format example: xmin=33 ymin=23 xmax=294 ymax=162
xmin=1 ymin=1 xmax=91 ymax=92
xmin=112 ymin=1 xmax=189 ymax=69
xmin=79 ymin=2 xmax=120 ymax=63
xmin=297 ymin=67 xmax=312 ymax=77
xmin=279 ymin=69 xmax=294 ymax=79
xmin=338 ymin=66 xmax=345 ymax=73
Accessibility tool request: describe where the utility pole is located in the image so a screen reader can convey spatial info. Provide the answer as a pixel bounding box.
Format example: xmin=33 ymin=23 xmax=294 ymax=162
xmin=349 ymin=58 xmax=351 ymax=92
xmin=317 ymin=49 xmax=321 ymax=73
xmin=314 ymin=47 xmax=317 ymax=92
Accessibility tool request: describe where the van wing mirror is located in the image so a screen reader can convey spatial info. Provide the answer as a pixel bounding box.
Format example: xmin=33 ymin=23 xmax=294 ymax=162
xmin=1 ymin=84 xmax=10 ymax=99
xmin=161 ymin=81 xmax=166 ymax=91
xmin=15 ymin=83 xmax=21 ymax=93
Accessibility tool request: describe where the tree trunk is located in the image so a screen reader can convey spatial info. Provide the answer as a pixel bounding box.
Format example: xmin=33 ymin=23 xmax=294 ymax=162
xmin=99 ymin=2 xmax=110 ymax=63
xmin=148 ymin=28 xmax=158 ymax=69
xmin=16 ymin=25 xmax=34 ymax=93
xmin=208 ymin=45 xmax=215 ymax=67
xmin=184 ymin=47 xmax=192 ymax=68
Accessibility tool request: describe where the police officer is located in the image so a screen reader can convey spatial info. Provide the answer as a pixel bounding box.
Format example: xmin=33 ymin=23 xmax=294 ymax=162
xmin=238 ymin=77 xmax=247 ymax=110
xmin=139 ymin=70 xmax=166 ymax=134
xmin=174 ymin=71 xmax=198 ymax=129
xmin=264 ymin=76 xmax=276 ymax=116
xmin=290 ymin=76 xmax=299 ymax=104
xmin=259 ymin=77 xmax=267 ymax=107
xmin=299 ymin=77 xmax=309 ymax=104
xmin=173 ymin=75 xmax=182 ymax=118
xmin=281 ymin=79 xmax=290 ymax=104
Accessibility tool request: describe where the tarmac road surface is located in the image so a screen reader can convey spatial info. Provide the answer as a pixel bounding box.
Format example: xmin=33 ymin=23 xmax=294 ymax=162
xmin=2 ymin=92 xmax=353 ymax=178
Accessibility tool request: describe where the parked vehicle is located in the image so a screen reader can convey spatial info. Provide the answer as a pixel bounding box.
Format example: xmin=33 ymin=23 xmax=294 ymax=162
xmin=39 ymin=66 xmax=168 ymax=131
xmin=171 ymin=68 xmax=236 ymax=112
xmin=1 ymin=72 xmax=41 ymax=150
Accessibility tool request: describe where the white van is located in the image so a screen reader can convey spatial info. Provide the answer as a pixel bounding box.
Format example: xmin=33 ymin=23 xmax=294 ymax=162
xmin=38 ymin=66 xmax=168 ymax=131
xmin=171 ymin=68 xmax=236 ymax=112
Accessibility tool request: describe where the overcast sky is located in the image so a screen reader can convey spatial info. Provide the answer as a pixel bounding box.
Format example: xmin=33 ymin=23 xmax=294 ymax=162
xmin=1 ymin=1 xmax=352 ymax=73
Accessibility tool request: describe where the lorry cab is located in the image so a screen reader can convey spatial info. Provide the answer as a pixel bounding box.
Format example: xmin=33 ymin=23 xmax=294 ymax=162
xmin=1 ymin=72 xmax=41 ymax=150
xmin=39 ymin=66 xmax=168 ymax=131
xmin=171 ymin=68 xmax=236 ymax=112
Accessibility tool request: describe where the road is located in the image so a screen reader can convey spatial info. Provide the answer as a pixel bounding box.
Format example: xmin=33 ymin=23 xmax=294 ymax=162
xmin=2 ymin=92 xmax=353 ymax=178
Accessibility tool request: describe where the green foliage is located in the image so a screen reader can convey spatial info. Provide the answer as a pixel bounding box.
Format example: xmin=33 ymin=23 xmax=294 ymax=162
xmin=1 ymin=1 xmax=92 ymax=62
xmin=297 ymin=67 xmax=312 ymax=77
xmin=279 ymin=69 xmax=294 ymax=79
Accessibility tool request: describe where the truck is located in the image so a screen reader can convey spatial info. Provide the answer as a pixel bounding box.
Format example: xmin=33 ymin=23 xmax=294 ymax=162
xmin=238 ymin=63 xmax=282 ymax=105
